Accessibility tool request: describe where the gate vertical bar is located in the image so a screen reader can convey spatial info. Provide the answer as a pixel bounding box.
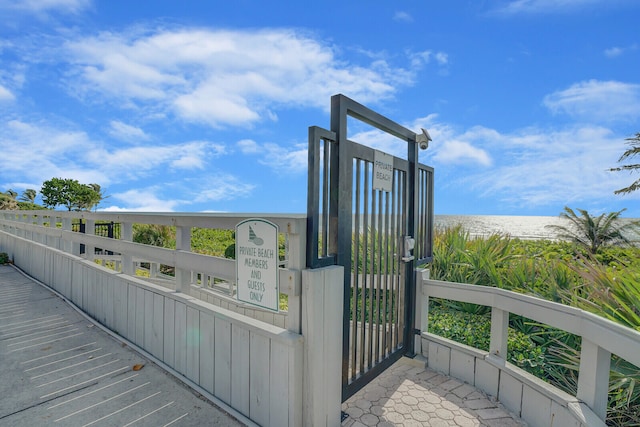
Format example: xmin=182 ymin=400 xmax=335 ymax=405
xmin=405 ymin=136 xmax=419 ymax=357
xmin=331 ymin=94 xmax=354 ymax=390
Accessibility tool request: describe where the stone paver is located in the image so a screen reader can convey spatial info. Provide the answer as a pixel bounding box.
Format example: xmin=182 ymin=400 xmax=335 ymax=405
xmin=342 ymin=357 xmax=527 ymax=427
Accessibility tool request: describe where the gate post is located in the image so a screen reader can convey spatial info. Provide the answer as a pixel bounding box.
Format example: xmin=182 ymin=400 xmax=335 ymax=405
xmin=302 ymin=265 xmax=344 ymax=427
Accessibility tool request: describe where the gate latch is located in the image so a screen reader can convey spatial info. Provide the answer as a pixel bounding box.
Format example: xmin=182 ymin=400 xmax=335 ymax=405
xmin=402 ymin=236 xmax=415 ymax=262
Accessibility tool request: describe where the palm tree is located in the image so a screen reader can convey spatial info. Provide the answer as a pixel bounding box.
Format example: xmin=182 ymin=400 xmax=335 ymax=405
xmin=546 ymin=207 xmax=639 ymax=254
xmin=19 ymin=189 xmax=37 ymax=203
xmin=610 ymin=132 xmax=640 ymax=195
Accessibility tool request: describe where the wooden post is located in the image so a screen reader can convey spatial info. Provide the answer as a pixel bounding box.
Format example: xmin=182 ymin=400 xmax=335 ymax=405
xmin=121 ymin=222 xmax=134 ymax=275
xmin=577 ymin=338 xmax=610 ymax=421
xmin=175 ymin=225 xmax=192 ymax=293
xmin=490 ymin=307 xmax=509 ymax=361
xmin=302 ymin=265 xmax=343 ymax=427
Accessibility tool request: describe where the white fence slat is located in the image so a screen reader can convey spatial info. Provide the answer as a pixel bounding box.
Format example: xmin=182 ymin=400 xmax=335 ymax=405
xmin=249 ymin=332 xmax=270 ymax=425
xmin=113 ymin=279 xmax=127 ymax=336
xmin=186 ymin=306 xmax=200 ymax=383
xmin=174 ymin=301 xmax=187 ymax=375
xmin=200 ymin=312 xmax=215 ymax=394
xmin=127 ymin=283 xmax=137 ymax=342
xmin=135 ymin=286 xmax=145 ymax=347
xmin=269 ymin=340 xmax=289 ymax=427
xmin=214 ymin=318 xmax=231 ymax=404
xmin=231 ymin=325 xmax=250 ymax=416
xmin=163 ymin=298 xmax=176 ymax=366
xmin=144 ymin=289 xmax=154 ymax=352
xmin=151 ymin=292 xmax=164 ymax=359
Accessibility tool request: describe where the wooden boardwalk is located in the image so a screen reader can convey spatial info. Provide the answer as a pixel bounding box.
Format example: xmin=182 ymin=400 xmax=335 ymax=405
xmin=0 ymin=265 xmax=244 ymax=427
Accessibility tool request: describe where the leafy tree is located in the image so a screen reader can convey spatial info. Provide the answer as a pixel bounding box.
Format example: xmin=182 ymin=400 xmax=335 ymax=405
xmin=19 ymin=189 xmax=37 ymax=203
xmin=546 ymin=206 xmax=639 ymax=254
xmin=610 ymin=132 xmax=640 ymax=195
xmin=40 ymin=178 xmax=103 ymax=211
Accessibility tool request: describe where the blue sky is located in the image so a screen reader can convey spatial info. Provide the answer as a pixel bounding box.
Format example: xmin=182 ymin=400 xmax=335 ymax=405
xmin=1 ymin=0 xmax=639 ymax=216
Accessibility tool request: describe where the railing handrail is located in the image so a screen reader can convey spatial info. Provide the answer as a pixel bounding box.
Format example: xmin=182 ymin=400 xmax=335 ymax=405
xmin=3 ymin=210 xmax=307 ymax=232
xmin=423 ymin=278 xmax=640 ymax=367
xmin=421 ymin=274 xmax=640 ymax=423
xmin=0 ymin=210 xmax=306 ymax=333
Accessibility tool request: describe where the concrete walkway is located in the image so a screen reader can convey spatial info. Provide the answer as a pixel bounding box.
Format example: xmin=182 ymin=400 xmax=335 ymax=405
xmin=342 ymin=357 xmax=526 ymax=427
xmin=0 ymin=265 xmax=243 ymax=427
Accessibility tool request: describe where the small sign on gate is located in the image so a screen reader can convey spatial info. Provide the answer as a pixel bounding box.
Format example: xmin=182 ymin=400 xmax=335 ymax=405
xmin=373 ymin=150 xmax=394 ymax=192
xmin=235 ymin=218 xmax=279 ymax=312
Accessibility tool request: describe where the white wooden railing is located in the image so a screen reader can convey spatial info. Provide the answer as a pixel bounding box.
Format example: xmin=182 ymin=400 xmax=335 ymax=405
xmin=1 ymin=210 xmax=350 ymax=426
xmin=0 ymin=210 xmax=305 ymax=333
xmin=417 ymin=270 xmax=640 ymax=427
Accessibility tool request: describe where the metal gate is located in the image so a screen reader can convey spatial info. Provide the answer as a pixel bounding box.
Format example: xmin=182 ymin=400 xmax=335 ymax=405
xmin=307 ymin=95 xmax=434 ymax=401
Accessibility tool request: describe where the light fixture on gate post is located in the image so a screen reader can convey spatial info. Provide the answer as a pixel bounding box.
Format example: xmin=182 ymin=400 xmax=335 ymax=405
xmin=416 ymin=128 xmax=431 ymax=150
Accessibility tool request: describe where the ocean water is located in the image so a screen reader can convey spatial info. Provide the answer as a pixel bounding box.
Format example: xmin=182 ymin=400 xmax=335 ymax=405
xmin=434 ymin=215 xmax=640 ymax=241
xmin=434 ymin=215 xmax=566 ymax=240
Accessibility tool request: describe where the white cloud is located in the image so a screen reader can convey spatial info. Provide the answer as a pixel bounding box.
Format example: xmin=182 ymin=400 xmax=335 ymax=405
xmin=105 ymin=188 xmax=181 ymax=212
xmin=494 ymin=0 xmax=604 ymax=14
xmin=193 ymin=175 xmax=255 ymax=202
xmin=237 ymin=139 xmax=260 ymax=154
xmin=108 ymin=120 xmax=149 ymax=142
xmin=431 ymin=123 xmax=637 ymax=208
xmin=0 ymin=119 xmax=107 ymax=184
xmin=543 ymin=80 xmax=640 ymax=122
xmin=0 ymin=84 xmax=15 ymax=101
xmin=62 ymin=28 xmax=416 ymax=128
xmin=394 ymin=11 xmax=413 ymax=23
xmin=604 ymin=43 xmax=638 ymax=58
xmin=434 ymin=140 xmax=493 ymax=166
xmin=0 ymin=0 xmax=91 ymax=14
xmin=409 ymin=50 xmax=449 ymax=68
xmin=85 ymin=140 xmax=224 ymax=177
xmin=237 ymin=139 xmax=308 ymax=173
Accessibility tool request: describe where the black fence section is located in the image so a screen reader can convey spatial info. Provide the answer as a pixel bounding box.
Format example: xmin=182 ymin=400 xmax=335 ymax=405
xmin=306 ymin=126 xmax=338 ymax=268
xmin=72 ymin=220 xmax=121 ymax=255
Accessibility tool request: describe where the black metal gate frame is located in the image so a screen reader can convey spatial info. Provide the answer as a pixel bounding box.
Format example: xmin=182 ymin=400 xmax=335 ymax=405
xmin=307 ymin=94 xmax=434 ymax=402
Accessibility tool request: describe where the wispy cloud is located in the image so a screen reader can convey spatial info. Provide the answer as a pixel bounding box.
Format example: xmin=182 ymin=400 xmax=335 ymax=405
xmin=409 ymin=50 xmax=449 ymax=68
xmin=494 ymin=0 xmax=605 ymax=14
xmin=104 ymin=188 xmax=182 ymax=212
xmin=237 ymin=139 xmax=307 ymax=173
xmin=425 ymin=121 xmax=637 ymax=209
xmin=108 ymin=120 xmax=149 ymax=142
xmin=393 ymin=11 xmax=414 ymax=23
xmin=61 ymin=27 xmax=418 ymax=128
xmin=604 ymin=43 xmax=638 ymax=58
xmin=0 ymin=84 xmax=14 ymax=101
xmin=0 ymin=0 xmax=91 ymax=15
xmin=543 ymin=80 xmax=640 ymax=123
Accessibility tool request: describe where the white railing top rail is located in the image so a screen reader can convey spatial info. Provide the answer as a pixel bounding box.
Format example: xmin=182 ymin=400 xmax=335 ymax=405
xmin=0 ymin=210 xmax=307 ymax=304
xmin=2 ymin=210 xmax=307 ymax=233
xmin=423 ymin=278 xmax=640 ymax=369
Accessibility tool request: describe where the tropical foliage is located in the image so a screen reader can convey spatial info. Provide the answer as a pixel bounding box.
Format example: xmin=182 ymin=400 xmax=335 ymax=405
xmin=610 ymin=132 xmax=640 ymax=195
xmin=426 ymin=224 xmax=640 ymax=426
xmin=545 ymin=206 xmax=639 ymax=254
xmin=0 ymin=189 xmax=44 ymax=210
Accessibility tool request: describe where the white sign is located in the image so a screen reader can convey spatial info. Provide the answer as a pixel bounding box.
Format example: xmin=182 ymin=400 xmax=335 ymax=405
xmin=373 ymin=150 xmax=394 ymax=192
xmin=236 ymin=218 xmax=279 ymax=312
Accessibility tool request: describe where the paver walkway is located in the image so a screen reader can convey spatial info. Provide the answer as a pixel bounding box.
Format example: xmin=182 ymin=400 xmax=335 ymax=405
xmin=0 ymin=264 xmax=244 ymax=427
xmin=342 ymin=357 xmax=527 ymax=427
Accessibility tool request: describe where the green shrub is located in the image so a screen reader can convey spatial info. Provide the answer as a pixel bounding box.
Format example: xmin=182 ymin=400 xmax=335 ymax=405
xmin=0 ymin=252 xmax=8 ymax=264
